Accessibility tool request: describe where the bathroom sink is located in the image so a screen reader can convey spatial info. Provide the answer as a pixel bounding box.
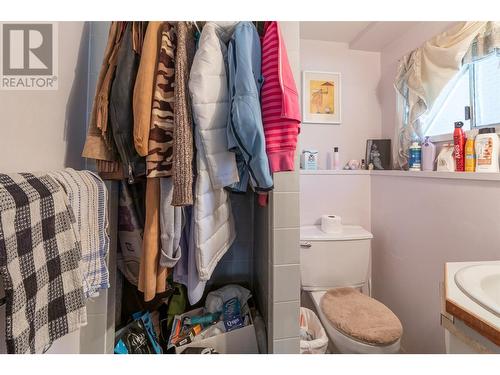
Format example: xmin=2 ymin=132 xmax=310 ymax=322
xmin=455 ymin=263 xmax=500 ymax=317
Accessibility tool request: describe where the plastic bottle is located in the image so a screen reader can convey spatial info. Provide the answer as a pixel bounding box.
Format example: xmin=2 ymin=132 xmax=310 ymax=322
xmin=453 ymin=121 xmax=466 ymax=172
xmin=464 ymin=130 xmax=477 ymax=172
xmin=333 ymin=147 xmax=340 ymax=170
xmin=421 ymin=136 xmax=436 ymax=171
xmin=475 ymin=128 xmax=500 ymax=173
xmin=408 ymin=142 xmax=422 ymax=171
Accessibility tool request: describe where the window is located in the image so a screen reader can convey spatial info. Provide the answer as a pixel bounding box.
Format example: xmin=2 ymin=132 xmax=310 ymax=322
xmin=424 ymin=53 xmax=500 ymax=138
xmin=472 ymin=53 xmax=500 ymax=127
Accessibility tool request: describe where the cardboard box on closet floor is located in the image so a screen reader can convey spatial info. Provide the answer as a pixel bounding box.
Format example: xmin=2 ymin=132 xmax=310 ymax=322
xmin=174 ymin=308 xmax=259 ymax=354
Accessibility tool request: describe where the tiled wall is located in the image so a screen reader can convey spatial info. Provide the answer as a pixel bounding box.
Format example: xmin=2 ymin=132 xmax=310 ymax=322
xmin=268 ymin=21 xmax=302 ymax=354
xmin=208 ymin=192 xmax=255 ymax=289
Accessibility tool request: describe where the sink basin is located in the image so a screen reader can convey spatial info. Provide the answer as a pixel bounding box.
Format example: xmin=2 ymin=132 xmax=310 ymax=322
xmin=455 ymin=263 xmax=500 ymax=317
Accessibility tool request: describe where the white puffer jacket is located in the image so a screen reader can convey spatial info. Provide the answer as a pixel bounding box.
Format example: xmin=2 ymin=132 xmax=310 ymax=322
xmin=189 ymin=22 xmax=238 ymax=280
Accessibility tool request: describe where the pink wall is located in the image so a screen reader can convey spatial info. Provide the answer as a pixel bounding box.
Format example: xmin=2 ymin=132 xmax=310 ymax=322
xmin=300 ymin=39 xmax=382 ymax=169
xmin=378 ymin=22 xmax=459 ymax=140
xmin=373 ymin=22 xmax=481 ymax=354
xmin=371 ymin=174 xmax=500 ymax=353
xmin=300 ymin=172 xmax=371 ymax=230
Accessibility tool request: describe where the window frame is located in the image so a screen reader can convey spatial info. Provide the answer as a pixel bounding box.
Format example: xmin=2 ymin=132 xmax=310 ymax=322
xmin=427 ymin=54 xmax=500 ymax=142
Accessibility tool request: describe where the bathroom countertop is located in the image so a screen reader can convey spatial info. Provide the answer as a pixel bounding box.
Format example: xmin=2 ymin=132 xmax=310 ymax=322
xmin=445 ymin=261 xmax=500 ymax=346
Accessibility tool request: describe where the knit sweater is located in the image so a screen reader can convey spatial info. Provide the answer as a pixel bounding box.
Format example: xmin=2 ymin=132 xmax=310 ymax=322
xmin=146 ymin=22 xmax=176 ymax=178
xmin=260 ymin=21 xmax=301 ymax=172
xmin=172 ymin=21 xmax=196 ymax=206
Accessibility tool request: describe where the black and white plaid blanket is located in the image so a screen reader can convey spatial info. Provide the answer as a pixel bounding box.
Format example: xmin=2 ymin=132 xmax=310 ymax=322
xmin=0 ymin=173 xmax=86 ymax=354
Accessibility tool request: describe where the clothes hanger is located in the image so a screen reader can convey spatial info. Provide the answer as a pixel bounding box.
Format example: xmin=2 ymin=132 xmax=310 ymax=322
xmin=190 ymin=21 xmax=201 ymax=34
xmin=253 ymin=21 xmax=265 ymax=37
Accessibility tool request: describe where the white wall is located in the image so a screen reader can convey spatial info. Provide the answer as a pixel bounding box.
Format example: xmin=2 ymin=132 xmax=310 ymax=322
xmin=300 ymin=39 xmax=382 ymax=169
xmin=0 ymin=22 xmax=89 ymax=173
xmin=371 ymin=175 xmax=500 ymax=353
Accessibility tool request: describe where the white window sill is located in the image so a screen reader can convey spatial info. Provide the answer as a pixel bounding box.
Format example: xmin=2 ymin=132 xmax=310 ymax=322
xmin=428 ymin=133 xmax=453 ymax=143
xmin=370 ymin=170 xmax=500 ymax=181
xmin=300 ymin=169 xmax=370 ymax=175
xmin=301 ymin=169 xmax=500 ymax=181
xmin=428 ymin=124 xmax=500 ymax=143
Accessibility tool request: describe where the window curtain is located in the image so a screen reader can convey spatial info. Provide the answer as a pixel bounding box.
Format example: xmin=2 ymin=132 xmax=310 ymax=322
xmin=393 ymin=22 xmax=490 ymax=169
xmin=463 ymin=21 xmax=500 ymax=63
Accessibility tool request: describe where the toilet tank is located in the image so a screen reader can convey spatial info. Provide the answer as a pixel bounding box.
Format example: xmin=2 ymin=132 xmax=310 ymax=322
xmin=300 ymin=225 xmax=373 ymax=291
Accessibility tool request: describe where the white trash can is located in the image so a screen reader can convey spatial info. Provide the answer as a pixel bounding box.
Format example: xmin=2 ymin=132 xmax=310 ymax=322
xmin=299 ymin=307 xmax=328 ymax=354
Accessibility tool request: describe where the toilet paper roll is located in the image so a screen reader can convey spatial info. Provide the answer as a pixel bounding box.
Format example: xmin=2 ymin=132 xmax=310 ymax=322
xmin=321 ymin=215 xmax=342 ymax=233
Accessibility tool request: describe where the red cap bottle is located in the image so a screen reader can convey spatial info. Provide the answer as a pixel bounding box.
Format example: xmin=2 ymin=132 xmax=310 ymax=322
xmin=453 ymin=121 xmax=465 ymax=172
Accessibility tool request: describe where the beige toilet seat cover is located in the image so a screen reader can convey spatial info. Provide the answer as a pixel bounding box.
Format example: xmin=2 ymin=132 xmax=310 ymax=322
xmin=320 ymin=287 xmax=403 ymax=345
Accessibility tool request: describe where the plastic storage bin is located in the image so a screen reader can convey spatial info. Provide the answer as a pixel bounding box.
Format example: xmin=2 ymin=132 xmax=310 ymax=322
xmin=299 ymin=307 xmax=328 ymax=354
xmin=173 ymin=308 xmax=259 ymax=354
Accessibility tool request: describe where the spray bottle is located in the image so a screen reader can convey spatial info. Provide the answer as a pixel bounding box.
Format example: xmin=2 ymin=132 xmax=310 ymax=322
xmin=453 ymin=121 xmax=466 ymax=172
xmin=464 ymin=129 xmax=477 ymax=172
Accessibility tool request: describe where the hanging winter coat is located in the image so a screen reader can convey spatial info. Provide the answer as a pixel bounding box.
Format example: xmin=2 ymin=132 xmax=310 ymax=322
xmin=227 ymin=22 xmax=273 ymax=193
xmin=189 ymin=22 xmax=239 ymax=189
xmin=188 ymin=22 xmax=238 ymax=281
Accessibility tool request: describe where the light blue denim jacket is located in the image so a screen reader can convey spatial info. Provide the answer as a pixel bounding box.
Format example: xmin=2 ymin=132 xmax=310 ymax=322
xmin=227 ymin=22 xmax=273 ymax=192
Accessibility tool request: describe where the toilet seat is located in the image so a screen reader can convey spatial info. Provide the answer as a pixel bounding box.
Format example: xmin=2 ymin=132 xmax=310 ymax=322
xmin=308 ymin=289 xmax=402 ymax=353
xmin=320 ymin=287 xmax=403 ymax=346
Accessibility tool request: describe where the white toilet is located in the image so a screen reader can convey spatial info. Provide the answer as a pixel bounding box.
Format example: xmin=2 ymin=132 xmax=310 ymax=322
xmin=300 ymin=225 xmax=403 ymax=354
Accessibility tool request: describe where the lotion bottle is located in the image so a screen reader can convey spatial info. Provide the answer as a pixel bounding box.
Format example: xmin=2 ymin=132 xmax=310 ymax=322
xmin=333 ymin=147 xmax=340 ymax=170
xmin=475 ymin=128 xmax=500 ymax=173
xmin=422 ymin=136 xmax=436 ymax=171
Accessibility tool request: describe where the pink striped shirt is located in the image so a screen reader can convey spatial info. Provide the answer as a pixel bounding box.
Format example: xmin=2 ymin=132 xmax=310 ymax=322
xmin=260 ymin=21 xmax=301 ymax=172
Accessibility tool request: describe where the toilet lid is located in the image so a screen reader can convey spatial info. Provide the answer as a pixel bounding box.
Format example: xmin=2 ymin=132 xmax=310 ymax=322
xmin=320 ymin=287 xmax=403 ymax=345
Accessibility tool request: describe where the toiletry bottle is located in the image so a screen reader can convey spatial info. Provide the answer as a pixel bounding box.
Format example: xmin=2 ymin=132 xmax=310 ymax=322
xmin=307 ymin=150 xmax=319 ymax=170
xmin=361 ymin=159 xmax=367 ymax=170
xmin=333 ymin=147 xmax=340 ymax=170
xmin=409 ymin=142 xmax=422 ymax=171
xmin=453 ymin=121 xmax=466 ymax=172
xmin=437 ymin=144 xmax=455 ymax=172
xmin=475 ymin=128 xmax=500 ymax=173
xmin=464 ymin=130 xmax=477 ymax=172
xmin=301 ymin=150 xmax=310 ymax=169
xmin=421 ymin=136 xmax=436 ymax=171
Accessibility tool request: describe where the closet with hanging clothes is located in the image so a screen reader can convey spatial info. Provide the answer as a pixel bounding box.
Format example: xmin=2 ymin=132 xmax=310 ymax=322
xmin=0 ymin=20 xmax=302 ymax=354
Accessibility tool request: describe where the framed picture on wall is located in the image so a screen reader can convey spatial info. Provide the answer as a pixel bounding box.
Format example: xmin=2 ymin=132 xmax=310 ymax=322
xmin=302 ymin=71 xmax=341 ymax=124
xmin=365 ymin=139 xmax=392 ymax=170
